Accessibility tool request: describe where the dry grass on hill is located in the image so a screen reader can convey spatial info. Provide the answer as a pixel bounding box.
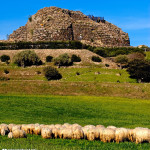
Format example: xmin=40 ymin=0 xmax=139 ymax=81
xmin=0 ymin=49 xmax=118 ymax=68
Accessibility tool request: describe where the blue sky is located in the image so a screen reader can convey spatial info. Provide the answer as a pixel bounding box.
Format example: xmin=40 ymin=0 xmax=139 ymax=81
xmin=0 ymin=0 xmax=150 ymax=46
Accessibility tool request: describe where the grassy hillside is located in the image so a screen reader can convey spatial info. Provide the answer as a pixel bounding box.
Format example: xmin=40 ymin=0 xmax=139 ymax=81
xmin=0 ymin=95 xmax=150 ymax=149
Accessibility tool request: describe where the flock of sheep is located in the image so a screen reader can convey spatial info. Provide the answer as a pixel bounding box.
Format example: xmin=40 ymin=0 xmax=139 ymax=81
xmin=0 ymin=123 xmax=150 ymax=144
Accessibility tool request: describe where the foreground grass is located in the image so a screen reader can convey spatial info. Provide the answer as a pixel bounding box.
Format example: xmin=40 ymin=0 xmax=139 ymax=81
xmin=0 ymin=95 xmax=150 ymax=149
xmin=0 ymin=134 xmax=149 ymax=150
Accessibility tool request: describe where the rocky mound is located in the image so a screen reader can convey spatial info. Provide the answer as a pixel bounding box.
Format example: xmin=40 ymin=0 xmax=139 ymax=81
xmin=9 ymin=7 xmax=130 ymax=47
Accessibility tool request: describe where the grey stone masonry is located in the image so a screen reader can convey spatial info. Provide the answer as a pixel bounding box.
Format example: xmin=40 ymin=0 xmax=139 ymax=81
xmin=9 ymin=7 xmax=130 ymax=47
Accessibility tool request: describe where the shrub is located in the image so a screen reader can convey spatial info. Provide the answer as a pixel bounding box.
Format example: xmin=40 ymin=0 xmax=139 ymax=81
xmin=0 ymin=76 xmax=10 ymax=81
xmin=4 ymin=69 xmax=9 ymax=74
xmin=53 ymin=53 xmax=73 ymax=66
xmin=13 ymin=50 xmax=42 ymax=67
xmin=115 ymin=55 xmax=128 ymax=64
xmin=127 ymin=52 xmax=145 ymax=62
xmin=91 ymin=56 xmax=102 ymax=62
xmin=105 ymin=64 xmax=110 ymax=67
xmin=43 ymin=66 xmax=62 ymax=81
xmin=127 ymin=59 xmax=150 ymax=82
xmin=71 ymin=54 xmax=81 ymax=62
xmin=0 ymin=55 xmax=10 ymax=64
xmin=36 ymin=71 xmax=41 ymax=75
xmin=28 ymin=15 xmax=32 ymax=22
xmin=46 ymin=56 xmax=53 ymax=62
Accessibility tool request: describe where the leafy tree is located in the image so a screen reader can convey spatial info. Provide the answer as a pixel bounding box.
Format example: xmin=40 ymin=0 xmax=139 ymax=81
xmin=53 ymin=53 xmax=73 ymax=66
xmin=0 ymin=55 xmax=10 ymax=64
xmin=43 ymin=66 xmax=62 ymax=80
xmin=71 ymin=54 xmax=81 ymax=62
xmin=127 ymin=52 xmax=145 ymax=62
xmin=91 ymin=56 xmax=102 ymax=62
xmin=46 ymin=56 xmax=53 ymax=62
xmin=13 ymin=50 xmax=42 ymax=67
xmin=115 ymin=55 xmax=128 ymax=64
xmin=127 ymin=59 xmax=150 ymax=82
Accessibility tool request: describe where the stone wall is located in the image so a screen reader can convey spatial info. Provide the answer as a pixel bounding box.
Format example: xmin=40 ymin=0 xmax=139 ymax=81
xmin=9 ymin=6 xmax=130 ymax=47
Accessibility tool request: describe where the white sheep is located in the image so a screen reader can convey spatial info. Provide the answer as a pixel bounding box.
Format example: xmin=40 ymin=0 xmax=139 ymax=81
xmin=102 ymin=128 xmax=115 ymax=142
xmin=87 ymin=128 xmax=97 ymax=141
xmin=41 ymin=128 xmax=52 ymax=139
xmin=115 ymin=128 xmax=128 ymax=143
xmin=72 ymin=127 xmax=84 ymax=140
xmin=135 ymin=128 xmax=150 ymax=144
xmin=0 ymin=124 xmax=9 ymax=136
xmin=34 ymin=125 xmax=41 ymax=135
xmin=8 ymin=124 xmax=15 ymax=132
xmin=8 ymin=132 xmax=13 ymax=138
xmin=60 ymin=128 xmax=73 ymax=139
xmin=96 ymin=126 xmax=105 ymax=141
xmin=12 ymin=129 xmax=27 ymax=138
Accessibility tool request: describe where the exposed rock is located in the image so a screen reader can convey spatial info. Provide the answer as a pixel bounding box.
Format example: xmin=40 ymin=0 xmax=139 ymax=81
xmin=9 ymin=6 xmax=130 ymax=47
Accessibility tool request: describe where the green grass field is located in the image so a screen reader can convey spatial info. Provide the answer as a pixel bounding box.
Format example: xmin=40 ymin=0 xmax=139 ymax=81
xmin=146 ymin=51 xmax=150 ymax=60
xmin=0 ymin=95 xmax=150 ymax=149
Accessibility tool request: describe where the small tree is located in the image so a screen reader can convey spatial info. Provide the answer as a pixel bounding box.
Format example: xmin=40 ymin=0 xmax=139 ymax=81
xmin=92 ymin=56 xmax=102 ymax=62
xmin=0 ymin=55 xmax=10 ymax=64
xmin=13 ymin=50 xmax=42 ymax=67
xmin=127 ymin=59 xmax=150 ymax=82
xmin=43 ymin=66 xmax=62 ymax=80
xmin=115 ymin=55 xmax=128 ymax=64
xmin=46 ymin=56 xmax=53 ymax=62
xmin=53 ymin=53 xmax=73 ymax=66
xmin=71 ymin=54 xmax=81 ymax=62
xmin=127 ymin=52 xmax=145 ymax=62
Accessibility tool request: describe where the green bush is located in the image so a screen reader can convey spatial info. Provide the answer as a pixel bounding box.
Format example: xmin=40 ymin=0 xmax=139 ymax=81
xmin=105 ymin=64 xmax=110 ymax=67
xmin=0 ymin=55 xmax=10 ymax=64
xmin=4 ymin=69 xmax=9 ymax=74
xmin=0 ymin=76 xmax=10 ymax=81
xmin=46 ymin=56 xmax=53 ymax=62
xmin=53 ymin=53 xmax=73 ymax=66
xmin=127 ymin=52 xmax=145 ymax=62
xmin=127 ymin=59 xmax=150 ymax=82
xmin=91 ymin=56 xmax=102 ymax=62
xmin=71 ymin=54 xmax=81 ymax=62
xmin=43 ymin=66 xmax=62 ymax=81
xmin=115 ymin=55 xmax=128 ymax=64
xmin=13 ymin=50 xmax=42 ymax=67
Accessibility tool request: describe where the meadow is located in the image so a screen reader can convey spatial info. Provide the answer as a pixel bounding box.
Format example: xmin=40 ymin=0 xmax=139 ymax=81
xmin=0 ymin=56 xmax=150 ymax=149
xmin=0 ymin=95 xmax=150 ymax=149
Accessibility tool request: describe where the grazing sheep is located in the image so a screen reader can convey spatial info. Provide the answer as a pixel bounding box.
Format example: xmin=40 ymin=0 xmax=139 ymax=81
xmin=135 ymin=128 xmax=150 ymax=144
xmin=96 ymin=126 xmax=105 ymax=141
xmin=12 ymin=129 xmax=27 ymax=138
xmin=55 ymin=124 xmax=62 ymax=129
xmin=8 ymin=132 xmax=13 ymax=138
xmin=8 ymin=124 xmax=15 ymax=132
xmin=0 ymin=124 xmax=9 ymax=136
xmin=102 ymin=128 xmax=115 ymax=142
xmin=12 ymin=125 xmax=21 ymax=132
xmin=107 ymin=126 xmax=117 ymax=130
xmin=21 ymin=124 xmax=28 ymax=133
xmin=87 ymin=128 xmax=97 ymax=141
xmin=115 ymin=128 xmax=127 ymax=143
xmin=96 ymin=125 xmax=105 ymax=128
xmin=72 ymin=127 xmax=84 ymax=140
xmin=41 ymin=128 xmax=52 ymax=139
xmin=72 ymin=124 xmax=82 ymax=130
xmin=52 ymin=127 xmax=60 ymax=138
xmin=34 ymin=125 xmax=41 ymax=135
xmin=60 ymin=128 xmax=73 ymax=139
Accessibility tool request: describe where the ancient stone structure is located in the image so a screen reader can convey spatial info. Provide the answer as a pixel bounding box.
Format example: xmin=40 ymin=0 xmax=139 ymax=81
xmin=9 ymin=7 xmax=130 ymax=47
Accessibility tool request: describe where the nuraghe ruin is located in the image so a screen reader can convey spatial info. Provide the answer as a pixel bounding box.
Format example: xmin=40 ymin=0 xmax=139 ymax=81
xmin=9 ymin=7 xmax=130 ymax=47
